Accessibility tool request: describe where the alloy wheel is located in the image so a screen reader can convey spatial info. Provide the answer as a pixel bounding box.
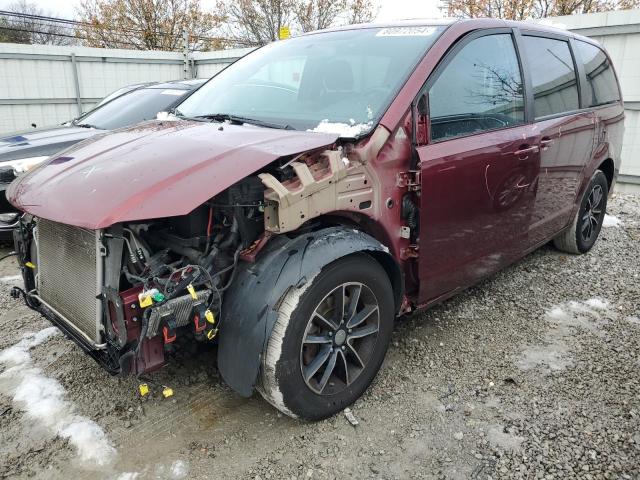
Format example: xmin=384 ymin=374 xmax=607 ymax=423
xmin=300 ymin=282 xmax=380 ymax=395
xmin=581 ymin=184 xmax=604 ymax=243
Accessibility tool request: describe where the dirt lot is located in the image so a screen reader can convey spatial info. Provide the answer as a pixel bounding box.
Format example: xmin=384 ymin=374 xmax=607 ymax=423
xmin=0 ymin=193 xmax=639 ymax=480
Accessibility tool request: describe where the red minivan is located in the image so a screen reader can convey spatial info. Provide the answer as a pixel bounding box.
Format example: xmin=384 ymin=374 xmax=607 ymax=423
xmin=8 ymin=18 xmax=623 ymax=420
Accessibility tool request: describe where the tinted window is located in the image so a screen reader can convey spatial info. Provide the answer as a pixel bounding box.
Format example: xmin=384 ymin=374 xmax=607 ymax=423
xmin=79 ymin=87 xmax=189 ymax=130
xmin=428 ymin=34 xmax=524 ymax=142
xmin=576 ymin=41 xmax=620 ymax=107
xmin=522 ymin=36 xmax=579 ymax=118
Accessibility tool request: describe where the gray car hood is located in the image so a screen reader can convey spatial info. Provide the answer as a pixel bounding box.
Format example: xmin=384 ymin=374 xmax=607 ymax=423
xmin=0 ymin=125 xmax=101 ymax=162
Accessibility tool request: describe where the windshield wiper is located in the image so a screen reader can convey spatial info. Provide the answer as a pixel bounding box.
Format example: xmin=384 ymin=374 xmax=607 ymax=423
xmin=194 ymin=113 xmax=294 ymax=130
xmin=74 ymin=123 xmax=101 ymax=129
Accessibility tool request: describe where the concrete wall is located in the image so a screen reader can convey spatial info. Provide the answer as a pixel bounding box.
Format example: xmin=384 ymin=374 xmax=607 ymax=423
xmin=534 ymin=9 xmax=640 ymax=185
xmin=0 ymin=43 xmax=253 ymax=135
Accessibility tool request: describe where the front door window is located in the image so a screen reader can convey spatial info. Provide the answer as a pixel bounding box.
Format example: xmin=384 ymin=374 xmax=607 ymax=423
xmin=428 ymin=33 xmax=525 ymax=142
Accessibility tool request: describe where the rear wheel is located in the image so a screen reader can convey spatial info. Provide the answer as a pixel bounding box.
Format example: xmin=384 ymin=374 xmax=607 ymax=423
xmin=553 ymin=170 xmax=608 ymax=254
xmin=257 ymin=254 xmax=394 ymax=420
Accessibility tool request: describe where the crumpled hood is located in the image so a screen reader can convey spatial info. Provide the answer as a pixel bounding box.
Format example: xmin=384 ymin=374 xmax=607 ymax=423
xmin=8 ymin=120 xmax=338 ymax=229
xmin=0 ymin=126 xmax=99 ymax=162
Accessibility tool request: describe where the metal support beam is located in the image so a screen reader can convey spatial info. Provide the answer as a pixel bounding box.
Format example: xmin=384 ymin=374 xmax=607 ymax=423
xmin=568 ymin=24 xmax=640 ymax=37
xmin=0 ymin=52 xmax=184 ymax=64
xmin=0 ymin=97 xmax=101 ymax=105
xmin=70 ymin=53 xmax=83 ymax=116
xmin=193 ymin=56 xmax=241 ymax=65
xmin=618 ymin=174 xmax=640 ymax=185
xmin=183 ymin=28 xmax=189 ymax=80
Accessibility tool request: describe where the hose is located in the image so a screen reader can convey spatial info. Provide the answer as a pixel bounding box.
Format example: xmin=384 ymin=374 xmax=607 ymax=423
xmin=0 ymin=251 xmax=17 ymax=262
xmin=401 ymin=195 xmax=419 ymax=234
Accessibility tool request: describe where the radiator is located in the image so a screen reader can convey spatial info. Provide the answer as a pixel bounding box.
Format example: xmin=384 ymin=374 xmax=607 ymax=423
xmin=35 ymin=218 xmax=103 ymax=345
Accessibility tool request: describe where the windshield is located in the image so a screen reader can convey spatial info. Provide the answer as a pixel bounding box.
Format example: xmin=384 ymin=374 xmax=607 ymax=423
xmin=96 ymin=85 xmax=142 ymax=107
xmin=177 ymin=26 xmax=445 ymax=136
xmin=78 ymin=87 xmax=190 ymax=130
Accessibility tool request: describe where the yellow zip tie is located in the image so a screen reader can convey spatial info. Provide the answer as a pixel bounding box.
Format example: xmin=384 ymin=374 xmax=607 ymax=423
xmin=138 ymin=383 xmax=149 ymax=397
xmin=162 ymin=386 xmax=174 ymax=398
xmin=206 ymin=328 xmax=218 ymax=340
xmin=187 ymin=284 xmax=197 ymax=300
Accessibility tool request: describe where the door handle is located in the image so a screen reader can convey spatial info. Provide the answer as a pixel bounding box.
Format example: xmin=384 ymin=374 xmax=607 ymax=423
xmin=540 ymin=137 xmax=554 ymax=150
xmin=514 ymin=145 xmax=539 ymax=160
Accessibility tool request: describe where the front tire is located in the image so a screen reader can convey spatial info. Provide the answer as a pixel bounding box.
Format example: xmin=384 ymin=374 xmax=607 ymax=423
xmin=257 ymin=253 xmax=394 ymax=420
xmin=553 ymin=170 xmax=608 ymax=254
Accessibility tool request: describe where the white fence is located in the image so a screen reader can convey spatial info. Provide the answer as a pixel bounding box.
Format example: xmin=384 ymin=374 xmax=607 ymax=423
xmin=0 ymin=43 xmax=253 ymax=134
xmin=1 ymin=12 xmax=639 ymax=185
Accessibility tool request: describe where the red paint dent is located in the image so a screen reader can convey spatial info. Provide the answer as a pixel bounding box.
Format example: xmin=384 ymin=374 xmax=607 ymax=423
xmin=8 ymin=121 xmax=338 ymax=229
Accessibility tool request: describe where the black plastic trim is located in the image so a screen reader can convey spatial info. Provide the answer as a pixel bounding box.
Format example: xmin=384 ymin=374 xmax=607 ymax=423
xmin=23 ymin=291 xmax=122 ymax=374
xmin=217 ymin=226 xmax=402 ymax=397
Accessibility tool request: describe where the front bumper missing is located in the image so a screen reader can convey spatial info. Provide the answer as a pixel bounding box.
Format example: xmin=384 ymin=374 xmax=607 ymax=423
xmin=16 ymin=287 xmax=122 ymax=374
xmin=11 ymin=216 xmax=123 ymax=374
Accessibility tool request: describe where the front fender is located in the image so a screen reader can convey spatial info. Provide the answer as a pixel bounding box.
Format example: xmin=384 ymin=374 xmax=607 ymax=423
xmin=217 ymin=226 xmax=400 ymax=397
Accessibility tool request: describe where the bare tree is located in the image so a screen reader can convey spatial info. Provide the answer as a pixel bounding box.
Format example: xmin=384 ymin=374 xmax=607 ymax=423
xmin=346 ymin=0 xmax=377 ymax=24
xmin=219 ymin=0 xmax=296 ymax=45
xmin=0 ymin=16 xmax=29 ymax=43
xmin=447 ymin=0 xmax=640 ymax=18
xmin=76 ymin=0 xmax=223 ymax=51
xmin=296 ymin=0 xmax=347 ymax=32
xmin=1 ymin=0 xmax=77 ymax=45
xmin=218 ymin=0 xmax=377 ymax=45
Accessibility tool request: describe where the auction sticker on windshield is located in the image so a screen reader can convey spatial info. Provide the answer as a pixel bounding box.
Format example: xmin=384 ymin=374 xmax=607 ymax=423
xmin=161 ymin=89 xmax=187 ymax=96
xmin=376 ymin=26 xmax=437 ymax=37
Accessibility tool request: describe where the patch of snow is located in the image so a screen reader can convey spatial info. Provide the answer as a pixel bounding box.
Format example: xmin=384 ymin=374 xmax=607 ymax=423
xmin=517 ymin=299 xmax=614 ymax=372
xmin=0 ymin=346 xmax=30 ymax=365
xmin=156 ymin=111 xmax=180 ymax=121
xmin=517 ymin=345 xmax=573 ymax=371
xmin=308 ymin=119 xmax=372 ymax=137
xmin=0 ymin=274 xmax=22 ymax=283
xmin=0 ymin=327 xmax=59 ymax=365
xmin=487 ymin=425 xmax=525 ymax=452
xmin=0 ymin=327 xmax=116 ymax=466
xmin=60 ymin=419 xmax=116 ymax=465
xmin=115 ymin=473 xmax=140 ymax=480
xmin=602 ymin=214 xmax=621 ymax=227
xmin=170 ymin=460 xmax=189 ymax=479
xmin=585 ymin=298 xmax=609 ymax=310
xmin=547 ymin=306 xmax=568 ymax=320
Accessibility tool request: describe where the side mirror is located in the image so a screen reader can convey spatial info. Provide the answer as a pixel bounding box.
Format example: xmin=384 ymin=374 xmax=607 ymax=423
xmin=31 ymin=123 xmax=37 ymax=128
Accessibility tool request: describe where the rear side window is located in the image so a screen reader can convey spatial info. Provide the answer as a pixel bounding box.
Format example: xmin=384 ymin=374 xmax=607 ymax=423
xmin=428 ymin=34 xmax=525 ymax=142
xmin=575 ymin=41 xmax=620 ymax=107
xmin=521 ymin=36 xmax=579 ymax=118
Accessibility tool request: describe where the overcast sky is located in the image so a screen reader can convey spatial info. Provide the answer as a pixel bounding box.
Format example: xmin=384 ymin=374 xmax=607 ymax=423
xmin=0 ymin=0 xmax=445 ymax=22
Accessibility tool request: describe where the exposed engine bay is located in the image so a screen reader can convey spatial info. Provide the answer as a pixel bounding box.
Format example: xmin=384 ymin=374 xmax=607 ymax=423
xmin=11 ymin=142 xmax=391 ymax=378
xmin=14 ymin=173 xmax=268 ymax=376
xmin=111 ymin=175 xmax=267 ymax=374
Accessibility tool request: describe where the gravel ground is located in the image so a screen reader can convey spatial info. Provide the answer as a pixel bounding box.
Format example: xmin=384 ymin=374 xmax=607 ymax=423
xmin=0 ymin=192 xmax=638 ymax=480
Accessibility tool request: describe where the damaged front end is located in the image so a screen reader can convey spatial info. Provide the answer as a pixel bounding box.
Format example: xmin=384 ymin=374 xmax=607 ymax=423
xmin=12 ymin=175 xmax=266 ymax=376
xmin=7 ymin=113 xmax=409 ymax=402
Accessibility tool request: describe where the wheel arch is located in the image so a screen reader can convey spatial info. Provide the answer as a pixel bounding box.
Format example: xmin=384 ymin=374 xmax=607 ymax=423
xmin=597 ymin=157 xmax=615 ymax=190
xmin=217 ymin=226 xmax=403 ymax=397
